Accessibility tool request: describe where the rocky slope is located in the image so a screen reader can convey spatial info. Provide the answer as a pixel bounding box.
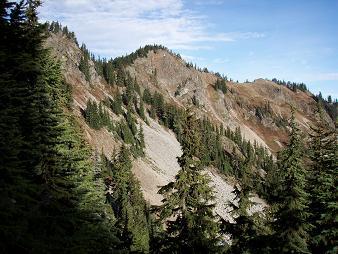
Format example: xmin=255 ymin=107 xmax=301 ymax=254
xmin=127 ymin=49 xmax=332 ymax=152
xmin=45 ymin=31 xmax=330 ymax=219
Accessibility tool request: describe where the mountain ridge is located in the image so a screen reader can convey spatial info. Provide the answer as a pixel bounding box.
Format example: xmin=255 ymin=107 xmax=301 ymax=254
xmin=44 ymin=28 xmax=333 ymax=221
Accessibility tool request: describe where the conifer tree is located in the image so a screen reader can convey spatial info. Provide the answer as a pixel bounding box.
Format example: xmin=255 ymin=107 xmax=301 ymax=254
xmin=79 ymin=51 xmax=91 ymax=82
xmin=0 ymin=2 xmax=122 ymax=251
xmin=104 ymin=146 xmax=150 ymax=253
xmin=143 ymin=88 xmax=153 ymax=104
xmin=110 ymin=91 xmax=123 ymax=115
xmin=138 ymin=98 xmax=146 ymax=121
xmin=156 ymin=111 xmax=222 ymax=253
xmin=308 ymin=107 xmax=337 ymax=254
xmin=224 ymin=161 xmax=269 ymax=254
xmin=272 ymin=112 xmax=311 ymax=253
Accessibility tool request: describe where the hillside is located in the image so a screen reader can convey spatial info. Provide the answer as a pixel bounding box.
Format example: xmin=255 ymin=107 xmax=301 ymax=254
xmin=44 ymin=29 xmax=333 ymax=221
xmin=2 ymin=2 xmax=337 ymax=252
xmin=45 ymin=31 xmax=268 ymax=221
xmin=127 ymin=48 xmax=332 ymax=152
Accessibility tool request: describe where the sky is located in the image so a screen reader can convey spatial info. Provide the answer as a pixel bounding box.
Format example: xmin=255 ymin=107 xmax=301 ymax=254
xmin=39 ymin=0 xmax=338 ymax=98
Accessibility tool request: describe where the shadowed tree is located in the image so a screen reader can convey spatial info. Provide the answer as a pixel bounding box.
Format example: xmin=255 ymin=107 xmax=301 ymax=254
xmin=155 ymin=110 xmax=223 ymax=254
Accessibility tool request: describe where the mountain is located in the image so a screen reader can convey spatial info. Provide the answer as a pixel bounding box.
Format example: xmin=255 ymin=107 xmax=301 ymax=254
xmin=1 ymin=3 xmax=336 ymax=252
xmin=44 ymin=27 xmax=333 ymax=221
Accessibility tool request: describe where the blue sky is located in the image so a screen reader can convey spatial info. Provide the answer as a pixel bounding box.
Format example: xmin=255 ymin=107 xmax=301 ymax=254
xmin=39 ymin=0 xmax=338 ymax=98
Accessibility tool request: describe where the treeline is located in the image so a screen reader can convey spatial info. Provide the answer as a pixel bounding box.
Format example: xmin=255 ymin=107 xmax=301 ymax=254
xmin=82 ymin=66 xmax=147 ymax=158
xmin=141 ymin=87 xmax=274 ymax=197
xmin=272 ymin=78 xmax=308 ymax=92
xmin=314 ymin=92 xmax=337 ymax=122
xmin=83 ymin=98 xmax=145 ymax=157
xmin=46 ymin=21 xmax=78 ymax=45
xmin=153 ymin=109 xmax=337 ymax=253
xmin=77 ymin=43 xmax=182 ymax=87
xmin=272 ymin=78 xmax=337 ymax=122
xmin=185 ymin=61 xmax=211 ymax=73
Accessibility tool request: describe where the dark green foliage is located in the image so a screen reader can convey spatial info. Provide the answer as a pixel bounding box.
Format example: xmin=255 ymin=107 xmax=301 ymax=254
xmin=117 ymin=119 xmax=135 ymax=144
xmin=307 ymin=108 xmax=338 ymax=254
xmin=103 ymin=146 xmax=150 ymax=253
xmin=271 ymin=112 xmax=311 ymax=253
xmin=79 ymin=44 xmax=91 ymax=82
xmin=137 ymin=99 xmax=147 ymax=121
xmin=313 ymin=95 xmax=337 ymax=122
xmin=215 ymin=78 xmax=227 ymax=94
xmin=223 ymin=162 xmax=271 ymax=254
xmin=143 ymin=88 xmax=153 ymax=104
xmin=125 ymin=105 xmax=138 ymax=135
xmin=46 ymin=21 xmax=78 ymax=45
xmin=142 ymin=89 xmax=273 ymax=187
xmin=138 ymin=124 xmax=146 ymax=152
xmin=255 ymin=101 xmax=272 ymax=121
xmin=327 ymin=95 xmax=332 ymax=104
xmin=84 ymin=100 xmax=113 ymax=130
xmin=110 ymin=91 xmax=123 ymax=115
xmin=113 ymin=108 xmax=145 ymax=157
xmin=155 ymin=112 xmax=223 ymax=253
xmin=122 ymin=77 xmax=136 ymax=106
xmin=272 ymin=78 xmax=308 ymax=92
xmin=186 ymin=63 xmax=210 ymax=73
xmin=91 ymin=44 xmax=173 ymax=87
xmin=0 ymin=3 xmax=121 ymax=252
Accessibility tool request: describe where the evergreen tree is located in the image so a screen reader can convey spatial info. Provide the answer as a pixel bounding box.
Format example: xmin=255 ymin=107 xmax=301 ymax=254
xmin=308 ymin=108 xmax=338 ymax=254
xmin=156 ymin=111 xmax=222 ymax=253
xmin=79 ymin=46 xmax=91 ymax=83
xmin=215 ymin=79 xmax=227 ymax=94
xmin=224 ymin=161 xmax=269 ymax=254
xmin=272 ymin=112 xmax=311 ymax=253
xmin=104 ymin=146 xmax=150 ymax=253
xmin=137 ymin=123 xmax=146 ymax=156
xmin=143 ymin=88 xmax=153 ymax=104
xmin=0 ymin=2 xmax=122 ymax=252
xmin=110 ymin=91 xmax=123 ymax=115
xmin=138 ymin=98 xmax=146 ymax=121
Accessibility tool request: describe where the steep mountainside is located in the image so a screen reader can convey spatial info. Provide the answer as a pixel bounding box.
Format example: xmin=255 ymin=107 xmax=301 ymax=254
xmin=44 ymin=30 xmax=331 ymax=219
xmin=127 ymin=49 xmax=332 ymax=152
xmin=3 ymin=3 xmax=336 ymax=252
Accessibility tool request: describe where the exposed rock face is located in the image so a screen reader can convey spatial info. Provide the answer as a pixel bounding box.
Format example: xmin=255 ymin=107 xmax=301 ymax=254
xmin=45 ymin=32 xmax=329 ymax=220
xmin=127 ymin=50 xmax=332 ymax=153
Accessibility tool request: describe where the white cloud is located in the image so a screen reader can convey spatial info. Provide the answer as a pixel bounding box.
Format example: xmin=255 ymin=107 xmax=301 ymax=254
xmin=194 ymin=0 xmax=225 ymax=6
xmin=39 ymin=0 xmax=264 ymax=57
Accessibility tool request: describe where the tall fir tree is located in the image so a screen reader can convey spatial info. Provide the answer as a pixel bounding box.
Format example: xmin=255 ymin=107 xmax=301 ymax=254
xmin=156 ymin=111 xmax=222 ymax=254
xmin=272 ymin=111 xmax=311 ymax=254
xmin=224 ymin=161 xmax=270 ymax=254
xmin=103 ymin=146 xmax=150 ymax=253
xmin=308 ymin=107 xmax=337 ymax=254
xmin=0 ymin=2 xmax=122 ymax=252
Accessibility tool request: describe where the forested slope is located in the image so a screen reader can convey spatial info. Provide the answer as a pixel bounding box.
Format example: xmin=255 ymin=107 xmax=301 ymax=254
xmin=0 ymin=2 xmax=336 ymax=253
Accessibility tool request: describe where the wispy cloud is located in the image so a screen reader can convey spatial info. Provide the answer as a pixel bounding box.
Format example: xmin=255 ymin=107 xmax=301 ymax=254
xmin=39 ymin=0 xmax=264 ymax=57
xmin=194 ymin=0 xmax=225 ymax=6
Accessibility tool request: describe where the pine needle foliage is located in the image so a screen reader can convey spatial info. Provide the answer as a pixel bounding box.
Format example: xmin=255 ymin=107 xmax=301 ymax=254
xmin=156 ymin=111 xmax=223 ymax=254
